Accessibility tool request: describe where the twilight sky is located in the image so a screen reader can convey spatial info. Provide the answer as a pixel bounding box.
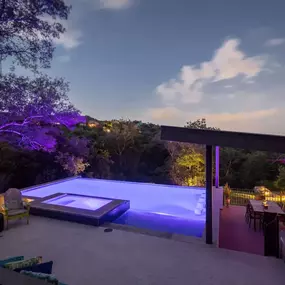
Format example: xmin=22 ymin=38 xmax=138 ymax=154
xmin=12 ymin=0 xmax=285 ymax=134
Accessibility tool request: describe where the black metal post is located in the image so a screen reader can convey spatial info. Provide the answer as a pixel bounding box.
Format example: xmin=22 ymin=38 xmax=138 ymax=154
xmin=206 ymin=145 xmax=213 ymax=244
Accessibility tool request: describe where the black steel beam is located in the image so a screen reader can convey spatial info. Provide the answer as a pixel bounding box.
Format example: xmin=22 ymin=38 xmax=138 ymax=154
xmin=206 ymin=145 xmax=213 ymax=244
xmin=161 ymin=125 xmax=285 ymax=153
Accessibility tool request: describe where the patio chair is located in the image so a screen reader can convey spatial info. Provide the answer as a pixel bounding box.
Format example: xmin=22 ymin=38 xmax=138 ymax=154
xmin=0 ymin=188 xmax=30 ymax=229
xmin=245 ymin=203 xmax=251 ymax=223
xmin=247 ymin=205 xmax=263 ymax=231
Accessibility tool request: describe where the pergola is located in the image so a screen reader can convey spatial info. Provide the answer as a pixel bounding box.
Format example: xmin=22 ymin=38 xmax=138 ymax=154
xmin=161 ymin=126 xmax=285 ymax=244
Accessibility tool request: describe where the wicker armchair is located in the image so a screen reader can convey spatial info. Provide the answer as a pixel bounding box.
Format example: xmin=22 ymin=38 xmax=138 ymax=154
xmin=1 ymin=188 xmax=30 ymax=229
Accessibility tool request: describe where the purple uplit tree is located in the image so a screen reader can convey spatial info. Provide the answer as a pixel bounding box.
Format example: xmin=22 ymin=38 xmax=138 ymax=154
xmin=0 ymin=0 xmax=90 ymax=177
xmin=0 ymin=73 xmax=86 ymax=152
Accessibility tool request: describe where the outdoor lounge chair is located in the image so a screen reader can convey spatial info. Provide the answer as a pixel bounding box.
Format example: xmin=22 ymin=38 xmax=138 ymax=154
xmin=0 ymin=188 xmax=30 ymax=229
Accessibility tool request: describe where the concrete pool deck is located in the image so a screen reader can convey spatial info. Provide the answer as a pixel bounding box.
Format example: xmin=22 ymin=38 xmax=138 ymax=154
xmin=0 ymin=217 xmax=284 ymax=285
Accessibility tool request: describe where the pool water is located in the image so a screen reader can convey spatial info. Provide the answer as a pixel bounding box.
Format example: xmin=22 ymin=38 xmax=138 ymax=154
xmin=22 ymin=177 xmax=206 ymax=237
xmin=44 ymin=194 xmax=112 ymax=210
xmin=114 ymin=210 xmax=205 ymax=237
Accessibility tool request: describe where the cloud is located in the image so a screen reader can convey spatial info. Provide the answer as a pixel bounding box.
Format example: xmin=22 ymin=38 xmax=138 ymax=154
xmin=145 ymin=107 xmax=280 ymax=133
xmin=53 ymin=22 xmax=82 ymax=50
xmin=99 ymin=0 xmax=133 ymax=9
xmin=57 ymin=55 xmax=71 ymax=63
xmin=205 ymin=108 xmax=278 ymax=123
xmin=155 ymin=38 xmax=265 ymax=105
xmin=265 ymin=38 xmax=285 ymax=47
xmin=228 ymin=94 xmax=235 ymax=99
xmin=40 ymin=16 xmax=82 ymax=50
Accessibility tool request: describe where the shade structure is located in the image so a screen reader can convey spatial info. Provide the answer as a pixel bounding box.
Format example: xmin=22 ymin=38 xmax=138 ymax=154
xmin=160 ymin=125 xmax=285 ymax=244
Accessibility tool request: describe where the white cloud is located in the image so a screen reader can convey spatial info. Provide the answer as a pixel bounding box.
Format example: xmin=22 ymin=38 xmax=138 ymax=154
xmin=205 ymin=108 xmax=278 ymax=123
xmin=145 ymin=107 xmax=279 ymax=133
xmin=155 ymin=38 xmax=265 ymax=104
xmin=53 ymin=22 xmax=82 ymax=50
xmin=99 ymin=0 xmax=133 ymax=9
xmin=54 ymin=28 xmax=82 ymax=49
xmin=265 ymin=38 xmax=285 ymax=47
xmin=228 ymin=94 xmax=235 ymax=99
xmin=57 ymin=55 xmax=71 ymax=63
xmin=40 ymin=16 xmax=82 ymax=50
xmin=212 ymin=39 xmax=264 ymax=81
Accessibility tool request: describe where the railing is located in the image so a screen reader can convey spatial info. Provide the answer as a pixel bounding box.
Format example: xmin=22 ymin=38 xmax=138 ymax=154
xmin=229 ymin=189 xmax=255 ymax=206
xmin=228 ymin=188 xmax=285 ymax=207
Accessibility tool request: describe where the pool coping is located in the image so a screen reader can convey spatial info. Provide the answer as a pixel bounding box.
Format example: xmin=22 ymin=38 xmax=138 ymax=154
xmin=29 ymin=193 xmax=130 ymax=226
xmin=20 ymin=176 xmax=206 ymax=197
xmin=105 ymin=222 xmax=207 ymax=245
xmin=21 ymin=176 xmax=80 ymax=194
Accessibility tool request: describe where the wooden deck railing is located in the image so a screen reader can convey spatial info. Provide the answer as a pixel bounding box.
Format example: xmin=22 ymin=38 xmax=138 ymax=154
xmin=228 ymin=189 xmax=285 ymax=207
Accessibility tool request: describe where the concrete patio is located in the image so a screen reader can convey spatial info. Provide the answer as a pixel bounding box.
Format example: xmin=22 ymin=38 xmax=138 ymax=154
xmin=0 ymin=216 xmax=284 ymax=285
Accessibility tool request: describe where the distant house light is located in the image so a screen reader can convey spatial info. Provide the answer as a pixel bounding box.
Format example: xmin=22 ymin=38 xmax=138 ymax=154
xmin=88 ymin=120 xmax=99 ymax=128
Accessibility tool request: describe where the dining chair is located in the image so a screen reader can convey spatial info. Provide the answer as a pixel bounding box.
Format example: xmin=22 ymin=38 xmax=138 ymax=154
xmin=248 ymin=205 xmax=263 ymax=231
xmin=245 ymin=203 xmax=251 ymax=223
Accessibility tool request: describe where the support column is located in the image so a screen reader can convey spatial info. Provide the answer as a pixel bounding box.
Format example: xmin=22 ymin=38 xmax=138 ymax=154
xmin=215 ymin=146 xmax=220 ymax=188
xmin=206 ymin=145 xmax=213 ymax=244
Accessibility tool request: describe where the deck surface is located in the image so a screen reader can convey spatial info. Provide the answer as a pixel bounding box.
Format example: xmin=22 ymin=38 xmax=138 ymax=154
xmin=1 ymin=216 xmax=284 ymax=285
xmin=219 ymin=205 xmax=264 ymax=255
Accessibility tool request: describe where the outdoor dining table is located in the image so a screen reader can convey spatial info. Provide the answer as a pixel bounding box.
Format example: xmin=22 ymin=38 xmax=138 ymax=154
xmin=249 ymin=199 xmax=285 ymax=257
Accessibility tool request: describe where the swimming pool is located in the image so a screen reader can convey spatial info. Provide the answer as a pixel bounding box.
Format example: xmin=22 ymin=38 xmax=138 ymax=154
xmin=22 ymin=177 xmax=206 ymax=237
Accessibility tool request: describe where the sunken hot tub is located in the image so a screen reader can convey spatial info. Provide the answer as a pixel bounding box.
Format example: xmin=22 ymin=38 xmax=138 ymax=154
xmin=29 ymin=193 xmax=130 ymax=226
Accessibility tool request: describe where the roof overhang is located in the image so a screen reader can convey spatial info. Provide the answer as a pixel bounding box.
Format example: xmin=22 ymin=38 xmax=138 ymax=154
xmin=161 ymin=125 xmax=285 ymax=153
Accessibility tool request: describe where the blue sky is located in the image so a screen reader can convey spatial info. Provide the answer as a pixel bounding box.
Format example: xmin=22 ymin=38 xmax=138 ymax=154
xmin=12 ymin=0 xmax=285 ymax=134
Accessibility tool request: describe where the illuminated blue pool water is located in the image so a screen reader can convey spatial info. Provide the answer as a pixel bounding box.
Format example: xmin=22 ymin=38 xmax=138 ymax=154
xmin=22 ymin=177 xmax=206 ymax=237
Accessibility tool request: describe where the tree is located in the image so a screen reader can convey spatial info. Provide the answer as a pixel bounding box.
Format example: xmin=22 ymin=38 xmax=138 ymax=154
xmin=104 ymin=120 xmax=141 ymax=177
xmin=185 ymin=118 xmax=219 ymax=131
xmin=164 ymin=119 xmax=215 ymax=186
xmin=176 ymin=149 xmax=205 ymax=186
xmin=0 ymin=1 xmax=81 ymax=152
xmin=55 ymin=135 xmax=90 ymax=176
xmin=0 ymin=0 xmax=71 ymax=72
xmin=0 ymin=73 xmax=85 ymax=151
xmin=275 ymin=166 xmax=285 ymax=190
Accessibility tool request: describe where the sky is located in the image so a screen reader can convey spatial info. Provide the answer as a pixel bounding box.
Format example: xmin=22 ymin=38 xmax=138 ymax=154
xmin=10 ymin=0 xmax=285 ymax=134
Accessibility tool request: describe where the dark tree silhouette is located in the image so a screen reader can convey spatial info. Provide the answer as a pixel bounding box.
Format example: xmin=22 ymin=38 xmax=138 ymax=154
xmin=0 ymin=0 xmax=71 ymax=72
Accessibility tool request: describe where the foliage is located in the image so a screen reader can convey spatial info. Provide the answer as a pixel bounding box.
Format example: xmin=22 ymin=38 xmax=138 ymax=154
xmin=55 ymin=135 xmax=89 ymax=175
xmin=1 ymin=114 xmax=285 ymax=194
xmin=165 ymin=118 xmax=215 ymax=186
xmin=0 ymin=142 xmax=66 ymax=193
xmin=0 ymin=0 xmax=71 ymax=72
xmin=274 ymin=166 xmax=285 ymax=190
xmin=176 ymin=150 xmax=205 ymax=186
xmin=56 ymin=152 xmax=89 ymax=176
xmin=0 ymin=73 xmax=84 ymax=151
xmin=185 ymin=118 xmax=219 ymax=130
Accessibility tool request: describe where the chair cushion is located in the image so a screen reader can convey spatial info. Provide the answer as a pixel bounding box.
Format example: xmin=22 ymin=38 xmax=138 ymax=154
xmin=20 ymin=270 xmax=59 ymax=285
xmin=14 ymin=261 xmax=53 ymax=274
xmin=5 ymin=200 xmax=22 ymax=210
xmin=4 ymin=189 xmax=23 ymax=209
xmin=7 ymin=209 xmax=27 ymax=216
xmin=4 ymin=256 xmax=42 ymax=270
xmin=0 ymin=256 xmax=24 ymax=267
